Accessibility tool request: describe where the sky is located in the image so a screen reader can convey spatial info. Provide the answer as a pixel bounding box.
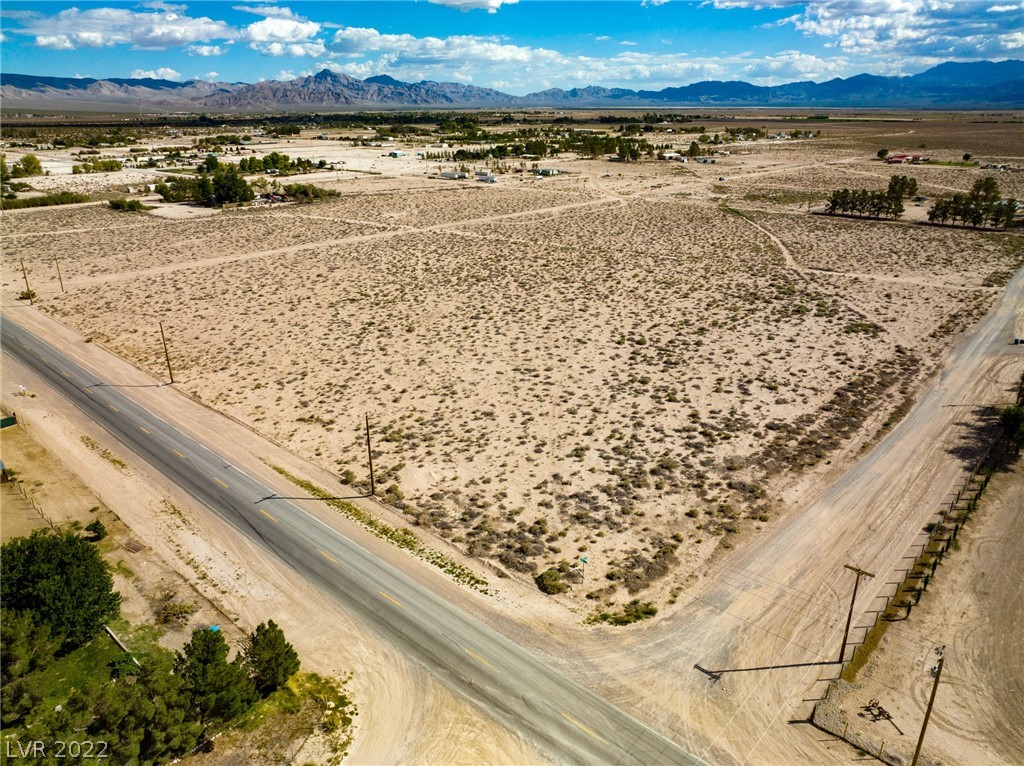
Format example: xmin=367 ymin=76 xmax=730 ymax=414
xmin=1 ymin=1 xmax=1022 ymax=94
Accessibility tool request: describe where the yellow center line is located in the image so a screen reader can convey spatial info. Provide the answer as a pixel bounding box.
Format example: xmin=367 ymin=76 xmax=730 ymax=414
xmin=258 ymin=508 xmax=278 ymax=523
xmin=172 ymin=448 xmax=186 ymax=458
xmin=213 ymin=476 xmax=229 ymax=489
xmin=379 ymin=591 xmax=404 ymax=609
xmin=40 ymin=357 xmax=49 ymax=364
xmin=464 ymin=648 xmax=494 ymax=669
xmin=319 ymin=549 xmax=338 ymax=564
xmin=139 ymin=425 xmax=150 ymax=434
xmin=560 ymin=712 xmax=609 ymax=745
xmin=108 ymin=404 xmax=119 ymax=413
xmin=61 ymin=371 xmax=70 ymax=378
xmin=84 ymin=387 xmax=93 ymax=395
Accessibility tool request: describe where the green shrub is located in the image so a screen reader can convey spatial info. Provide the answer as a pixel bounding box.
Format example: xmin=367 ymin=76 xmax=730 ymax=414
xmin=1 ymin=192 xmax=89 ymax=210
xmin=108 ymin=198 xmax=146 ymax=212
xmin=587 ymin=599 xmax=658 ymax=626
xmin=535 ymin=567 xmax=568 ymax=595
xmin=85 ymin=519 xmax=107 ymax=541
xmin=282 ymin=183 xmax=339 ymax=203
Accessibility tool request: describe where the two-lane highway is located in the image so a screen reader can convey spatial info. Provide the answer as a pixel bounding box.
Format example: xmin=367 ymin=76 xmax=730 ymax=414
xmin=1 ymin=315 xmax=705 ymax=766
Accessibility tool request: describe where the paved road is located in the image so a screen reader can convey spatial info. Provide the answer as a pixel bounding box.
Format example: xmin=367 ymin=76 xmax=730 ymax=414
xmin=1 ymin=316 xmax=704 ymax=766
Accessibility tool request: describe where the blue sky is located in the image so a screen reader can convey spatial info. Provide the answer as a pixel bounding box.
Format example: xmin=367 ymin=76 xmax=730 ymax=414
xmin=1 ymin=1 xmax=1021 ymax=93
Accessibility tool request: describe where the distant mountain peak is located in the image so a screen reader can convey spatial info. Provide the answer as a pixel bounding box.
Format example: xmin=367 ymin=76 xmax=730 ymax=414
xmin=366 ymin=74 xmax=405 ymax=86
xmin=1 ymin=60 xmax=1021 ymax=111
xmin=310 ymin=69 xmax=355 ymax=83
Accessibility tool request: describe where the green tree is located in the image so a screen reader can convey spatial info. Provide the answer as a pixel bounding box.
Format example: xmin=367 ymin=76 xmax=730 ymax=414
xmin=156 ymin=177 xmax=200 ymax=203
xmin=876 ymin=148 xmax=889 ymax=160
xmin=1 ymin=609 xmax=59 ymax=685
xmin=971 ymin=175 xmax=1000 ymax=204
xmin=12 ymin=153 xmax=44 ymax=177
xmin=199 ymin=154 xmax=220 ymax=173
xmin=212 ymin=165 xmax=254 ymax=204
xmin=962 ymin=153 xmax=972 ymax=162
xmin=0 ymin=154 xmax=10 ymax=184
xmin=1 ymin=676 xmax=44 ymax=727
xmin=1 ymin=531 xmax=121 ymax=650
xmin=175 ymin=627 xmax=256 ymax=723
xmin=90 ymin=654 xmax=201 ymax=762
xmin=244 ymin=620 xmax=300 ymax=695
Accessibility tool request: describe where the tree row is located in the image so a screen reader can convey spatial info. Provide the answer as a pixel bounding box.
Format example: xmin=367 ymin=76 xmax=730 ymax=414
xmin=825 ymin=175 xmax=918 ymax=220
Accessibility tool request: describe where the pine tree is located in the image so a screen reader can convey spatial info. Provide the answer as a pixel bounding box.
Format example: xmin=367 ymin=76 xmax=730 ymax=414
xmin=175 ymin=628 xmax=256 ymax=724
xmin=1 ymin=609 xmax=59 ymax=684
xmin=244 ymin=619 xmax=301 ymax=696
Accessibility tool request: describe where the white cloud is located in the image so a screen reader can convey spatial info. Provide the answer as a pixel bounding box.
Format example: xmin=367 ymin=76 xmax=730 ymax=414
xmin=620 ymin=41 xmax=639 ymax=46
xmin=243 ymin=17 xmax=321 ymax=43
xmin=19 ymin=7 xmax=234 ymax=50
xmin=741 ymin=49 xmax=849 ymax=83
xmin=140 ymin=1 xmax=187 ymax=12
xmin=642 ymin=0 xmax=670 ymax=6
xmin=253 ymin=40 xmax=326 ymax=57
xmin=427 ymin=0 xmax=519 ymax=12
xmin=1001 ymin=30 xmax=1024 ymax=47
xmin=317 ymin=27 xmax=765 ymax=92
xmin=36 ymin=35 xmax=75 ymax=50
xmin=188 ymin=44 xmax=227 ymax=56
xmin=328 ymin=27 xmax=562 ymax=67
xmin=713 ymin=0 xmax=1024 ymax=62
xmin=131 ymin=67 xmax=183 ymax=80
xmin=237 ymin=7 xmax=324 ymax=55
xmin=233 ymin=4 xmax=306 ymax=19
xmin=595 ymin=35 xmax=611 ymax=41
xmin=203 ymin=71 xmax=219 ymax=80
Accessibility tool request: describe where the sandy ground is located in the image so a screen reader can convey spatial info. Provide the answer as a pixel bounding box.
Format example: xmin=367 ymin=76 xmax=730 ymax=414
xmin=817 ymin=459 xmax=1024 ymax=766
xmin=2 ymin=116 xmax=1022 ymax=764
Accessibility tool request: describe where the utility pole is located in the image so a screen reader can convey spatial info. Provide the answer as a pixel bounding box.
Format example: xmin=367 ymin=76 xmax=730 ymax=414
xmin=911 ymin=656 xmax=944 ymax=766
xmin=20 ymin=259 xmax=33 ymax=305
xmin=53 ymin=257 xmax=65 ymax=293
xmin=159 ymin=322 xmax=174 ymax=384
xmin=839 ymin=564 xmax=874 ymax=663
xmin=365 ymin=414 xmax=375 ymax=497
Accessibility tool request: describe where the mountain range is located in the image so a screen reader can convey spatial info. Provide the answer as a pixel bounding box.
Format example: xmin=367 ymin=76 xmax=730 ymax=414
xmin=2 ymin=60 xmax=1022 ymax=111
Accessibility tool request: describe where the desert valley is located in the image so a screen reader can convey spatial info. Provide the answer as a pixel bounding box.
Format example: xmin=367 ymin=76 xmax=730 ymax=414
xmin=2 ymin=107 xmax=1022 ymax=765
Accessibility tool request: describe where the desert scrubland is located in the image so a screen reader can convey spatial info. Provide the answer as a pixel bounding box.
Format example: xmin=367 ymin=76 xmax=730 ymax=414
xmin=3 ymin=113 xmax=1024 ymax=766
xmin=3 ymin=120 xmax=1022 ymax=620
